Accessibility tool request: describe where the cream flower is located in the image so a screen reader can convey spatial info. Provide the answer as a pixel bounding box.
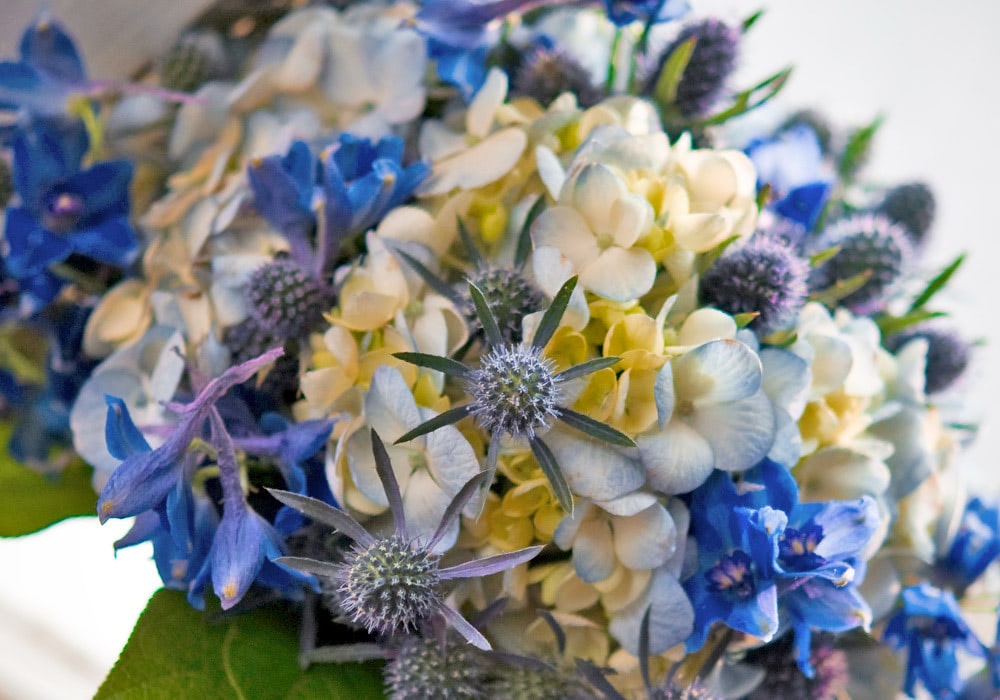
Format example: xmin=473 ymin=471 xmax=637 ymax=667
xmin=531 ymin=162 xmax=656 ymax=302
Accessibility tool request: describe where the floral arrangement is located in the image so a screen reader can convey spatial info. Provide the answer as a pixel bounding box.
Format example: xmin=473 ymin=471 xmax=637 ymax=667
xmin=0 ymin=1 xmax=991 ymax=698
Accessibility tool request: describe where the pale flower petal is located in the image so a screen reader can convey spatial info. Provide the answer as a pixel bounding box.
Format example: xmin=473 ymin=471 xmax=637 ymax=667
xmin=579 ymin=246 xmax=656 ymax=302
xmin=543 ymin=425 xmax=645 ymax=501
xmin=573 ymin=518 xmax=616 ymax=583
xmin=638 ymin=420 xmax=714 ymax=495
xmin=420 ymin=128 xmax=527 ymax=195
xmin=689 ymin=389 xmax=775 ymax=472
xmin=672 ymin=339 xmax=762 ymax=406
xmin=613 ymin=503 xmax=677 ymax=571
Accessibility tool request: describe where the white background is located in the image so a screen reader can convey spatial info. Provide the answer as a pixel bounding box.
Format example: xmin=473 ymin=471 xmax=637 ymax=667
xmin=0 ymin=1 xmax=998 ymax=698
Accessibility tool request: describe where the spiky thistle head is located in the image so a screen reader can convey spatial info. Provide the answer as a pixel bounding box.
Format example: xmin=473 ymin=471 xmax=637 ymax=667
xmin=489 ymin=659 xmax=595 ymax=700
xmin=513 ymin=48 xmax=603 ymax=108
xmin=886 ymin=326 xmax=971 ymax=394
xmin=649 ymin=18 xmax=740 ymax=118
xmin=458 ymin=267 xmax=546 ymax=345
xmin=808 ymin=213 xmax=911 ymax=311
xmin=247 ymin=258 xmax=329 ymax=338
xmin=270 ymin=431 xmax=543 ymax=647
xmin=700 ymin=233 xmax=809 ymax=333
xmin=877 ymin=181 xmax=936 ymax=246
xmin=468 ymin=344 xmax=561 ymax=440
xmin=338 ymin=534 xmax=442 ymax=636
xmin=385 ymin=636 xmax=489 ymax=699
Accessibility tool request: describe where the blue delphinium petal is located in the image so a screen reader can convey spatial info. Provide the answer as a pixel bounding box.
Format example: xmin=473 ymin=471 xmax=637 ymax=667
xmin=937 ymin=499 xmax=1000 ymax=592
xmin=603 ymin=0 xmax=691 ymax=26
xmin=103 ymin=395 xmax=152 ymax=459
xmin=246 ymin=140 xmax=316 ymax=237
xmin=4 ymin=208 xmax=73 ymax=277
xmin=18 ymin=13 xmax=87 ymax=84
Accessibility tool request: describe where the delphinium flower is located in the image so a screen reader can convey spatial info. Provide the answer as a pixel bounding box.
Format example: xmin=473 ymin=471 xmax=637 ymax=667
xmin=934 ymin=498 xmax=1000 ymax=597
xmin=883 ymin=583 xmax=988 ymax=699
xmin=745 ymin=122 xmax=833 ymax=231
xmin=393 ymin=276 xmax=636 ymax=513
xmin=807 ymin=212 xmax=911 ymax=313
xmin=3 ymin=118 xmax=137 ymax=311
xmin=877 ymin=181 xmax=936 ymax=246
xmin=645 ymin=18 xmax=740 ymax=120
xmin=699 ymin=232 xmax=810 ymax=334
xmin=887 ymin=325 xmax=971 ymax=395
xmin=271 ymin=430 xmax=543 ymax=647
xmin=684 ymin=458 xmax=880 ymax=676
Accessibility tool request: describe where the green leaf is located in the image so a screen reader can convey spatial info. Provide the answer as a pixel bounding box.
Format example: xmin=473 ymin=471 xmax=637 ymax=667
xmin=808 ymin=270 xmax=872 ymax=308
xmin=909 ymin=253 xmax=966 ymax=312
xmin=515 ymin=195 xmax=546 ymax=268
xmin=733 ymin=312 xmax=760 ymax=328
xmin=554 ymin=356 xmax=622 ymax=382
xmin=556 ymin=408 xmax=636 ymax=448
xmin=392 ymin=248 xmax=463 ymax=307
xmin=0 ymin=422 xmax=97 ymax=537
xmin=96 ymin=589 xmax=384 ymax=700
xmin=529 ymin=436 xmax=573 ymax=515
xmin=838 ymin=115 xmax=884 ymax=180
xmin=467 ymin=281 xmax=504 ymax=347
xmin=699 ymin=66 xmax=793 ymax=126
xmin=741 ymin=8 xmax=766 ymax=32
xmin=392 ymin=352 xmax=473 ymax=379
xmin=696 ymin=235 xmax=740 ymax=275
xmin=809 ymin=244 xmax=841 ymax=267
xmin=877 ymin=309 xmax=948 ymax=338
xmin=394 ymin=404 xmax=471 ymax=445
xmin=532 ymin=276 xmax=578 ymax=350
xmin=456 ymin=217 xmax=484 ymax=269
xmin=652 ymin=36 xmax=697 ymax=107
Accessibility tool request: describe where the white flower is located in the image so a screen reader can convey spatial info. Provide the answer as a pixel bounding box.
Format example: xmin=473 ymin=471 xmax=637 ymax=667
xmin=70 ymin=327 xmax=186 ymax=486
xmin=637 ymin=339 xmax=776 ymax=494
xmin=332 ymin=366 xmax=480 ymax=552
xmin=531 ymin=162 xmax=656 ymax=302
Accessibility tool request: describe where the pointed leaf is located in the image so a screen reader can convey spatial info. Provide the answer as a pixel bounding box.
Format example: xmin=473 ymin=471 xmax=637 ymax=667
xmin=532 ymin=276 xmax=578 ymax=350
xmin=808 ymin=270 xmax=872 ymax=307
xmin=393 ymin=248 xmax=464 ymax=306
xmin=638 ymin=606 xmax=653 ymax=690
xmin=838 ymin=115 xmax=884 ymax=181
xmin=273 ymin=556 xmax=342 ymax=578
xmin=536 ymin=608 xmax=567 ymax=655
xmin=741 ymin=8 xmax=765 ymax=32
xmin=393 ymin=352 xmax=473 ymax=379
xmin=653 ymin=36 xmax=697 ymax=107
xmin=699 ymin=67 xmax=793 ymax=126
xmin=467 ymin=281 xmax=503 ymax=346
xmin=515 ymin=195 xmax=547 ymax=267
xmin=909 ymin=253 xmax=965 ymax=312
xmin=428 ymin=471 xmax=491 ymax=550
xmin=575 ymin=659 xmax=626 ymax=700
xmin=809 ymin=244 xmax=841 ymax=267
xmin=94 ymin=590 xmax=383 ymax=699
xmin=529 ymin=436 xmax=573 ymax=514
xmin=305 ymin=645 xmax=391 ymax=664
xmin=266 ymin=489 xmax=374 ymax=547
xmin=393 ymin=404 xmax=470 ymax=445
xmin=438 ymin=603 xmax=491 ymax=650
xmin=557 ymin=408 xmax=636 ymax=447
xmin=456 ymin=217 xmax=484 ymax=269
xmin=439 ymin=545 xmax=543 ymax=580
xmin=370 ymin=430 xmax=406 ymax=537
xmin=877 ymin=309 xmax=948 ymax=337
xmin=555 ymin=356 xmax=622 ymax=382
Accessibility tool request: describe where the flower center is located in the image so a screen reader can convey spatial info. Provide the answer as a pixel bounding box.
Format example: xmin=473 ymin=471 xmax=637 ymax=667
xmin=339 ymin=533 xmax=442 ymax=635
xmin=778 ymin=522 xmax=826 ymax=571
xmin=44 ymin=191 xmax=86 ymax=233
xmin=706 ymin=550 xmax=756 ymax=600
xmin=468 ymin=344 xmax=560 ymax=440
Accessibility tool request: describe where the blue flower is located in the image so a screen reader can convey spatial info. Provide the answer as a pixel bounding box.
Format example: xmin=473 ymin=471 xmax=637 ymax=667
xmin=97 ymin=348 xmax=284 ymax=522
xmin=602 ymin=0 xmax=690 ymax=26
xmin=0 ymin=13 xmax=91 ymax=120
xmin=4 ymin=120 xmax=136 ymax=309
xmin=187 ymin=409 xmax=315 ymax=611
xmin=936 ymin=499 xmax=1000 ymax=594
xmin=746 ymin=124 xmax=832 ymax=231
xmin=233 ymin=413 xmax=336 ymax=535
xmin=884 ymin=583 xmax=987 ymax=699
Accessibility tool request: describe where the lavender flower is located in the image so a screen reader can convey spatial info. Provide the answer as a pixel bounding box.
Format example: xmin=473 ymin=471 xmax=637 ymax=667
xmin=699 ymin=233 xmax=809 ymax=333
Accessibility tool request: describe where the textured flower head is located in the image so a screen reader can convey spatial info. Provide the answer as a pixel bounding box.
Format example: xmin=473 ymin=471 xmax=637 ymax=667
xmin=394 ymin=276 xmax=638 ymax=513
xmin=886 ymin=325 xmax=970 ymax=395
xmin=877 ymin=181 xmax=935 ymax=246
xmin=649 ymin=18 xmax=739 ymax=119
xmin=273 ymin=430 xmax=542 ymax=646
xmin=699 ymin=233 xmax=810 ymax=333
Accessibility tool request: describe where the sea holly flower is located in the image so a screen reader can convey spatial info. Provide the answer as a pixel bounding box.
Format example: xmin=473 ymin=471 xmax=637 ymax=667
xmin=637 ymin=338 xmax=776 ymax=495
xmin=272 ymin=430 xmax=543 ymax=648
xmin=4 ymin=119 xmax=137 ymax=309
xmin=883 ymin=583 xmax=987 ymax=699
xmin=393 ymin=276 xmax=639 ymax=513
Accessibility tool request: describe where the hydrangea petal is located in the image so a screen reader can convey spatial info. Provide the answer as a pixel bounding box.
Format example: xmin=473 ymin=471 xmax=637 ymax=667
xmin=614 ymin=503 xmax=677 ymax=570
xmin=572 ymin=517 xmax=616 ymax=583
xmin=638 ymin=420 xmax=714 ymax=494
xmin=543 ymin=425 xmax=645 ymax=501
xmin=690 ymin=389 xmax=775 ymax=472
xmin=673 ymin=339 xmax=762 ymax=406
xmin=609 ymin=567 xmax=694 ymax=655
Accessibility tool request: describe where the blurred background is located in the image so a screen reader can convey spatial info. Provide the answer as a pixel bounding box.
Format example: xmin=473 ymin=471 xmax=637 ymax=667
xmin=0 ymin=0 xmax=996 ymax=697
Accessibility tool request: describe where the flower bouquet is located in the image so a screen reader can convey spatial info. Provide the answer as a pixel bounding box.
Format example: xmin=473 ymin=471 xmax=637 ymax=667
xmin=0 ymin=1 xmax=991 ymax=698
